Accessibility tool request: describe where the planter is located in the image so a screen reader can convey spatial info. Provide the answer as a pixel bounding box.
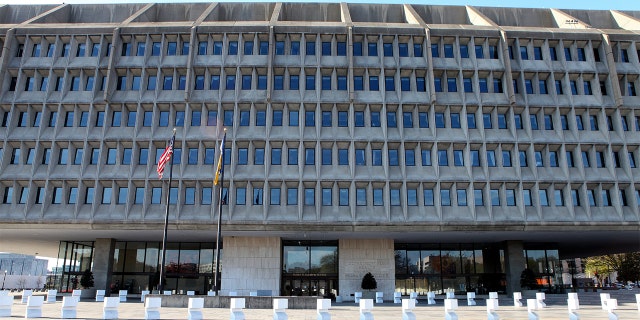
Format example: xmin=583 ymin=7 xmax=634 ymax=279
xmin=521 ymin=289 xmax=538 ymax=298
xmin=81 ymin=288 xmax=96 ymax=299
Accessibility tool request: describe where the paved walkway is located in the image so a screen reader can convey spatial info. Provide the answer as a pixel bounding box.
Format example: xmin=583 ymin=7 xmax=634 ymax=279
xmin=1 ymin=289 xmax=639 ymax=319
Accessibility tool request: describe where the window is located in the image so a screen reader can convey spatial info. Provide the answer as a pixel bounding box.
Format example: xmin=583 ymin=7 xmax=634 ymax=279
xmin=85 ymin=187 xmax=95 ymax=204
xmin=520 ymin=46 xmax=528 ymax=60
xmin=539 ymin=189 xmax=549 ymax=206
xmin=356 ymin=149 xmax=365 ymax=165
xmin=549 ymin=151 xmax=558 ymax=167
xmin=525 ymin=79 xmax=534 ymax=94
xmin=322 ymin=148 xmax=332 ymax=165
xmin=435 ymin=113 xmax=445 ymax=128
xmin=270 ymin=188 xmax=281 ymax=205
xmin=483 ymin=113 xmax=492 ymax=129
xmin=237 ymin=148 xmax=248 ymax=165
xmin=305 ymin=111 xmax=315 ymax=127
xmin=463 ymin=78 xmax=472 ymax=92
xmin=490 ymin=189 xmax=500 ymax=206
xmin=460 ymin=44 xmax=469 ymax=58
xmin=288 ymin=147 xmax=298 ymax=165
xmin=253 ymin=188 xmax=263 ymax=205
xmin=589 ymin=115 xmax=599 ymax=130
xmin=519 ymin=150 xmax=528 ymax=167
xmin=290 ymin=75 xmax=299 ymax=90
xmin=479 ymin=78 xmax=488 ymax=93
xmin=321 ymin=188 xmax=332 ymax=206
xmin=357 ymin=188 xmax=366 ymax=206
xmin=487 ymin=150 xmax=496 ymax=167
xmin=306 ymin=41 xmax=316 ymax=56
xmin=453 ymin=150 xmax=464 ymax=166
xmin=470 ymin=150 xmax=480 ymax=167
xmin=467 ymin=113 xmax=476 ymax=129
xmin=389 ymin=149 xmax=399 ymax=166
xmin=584 ymin=81 xmax=592 ymax=95
xmin=338 ymin=111 xmax=348 ymax=127
xmin=440 ymin=189 xmax=451 ymax=206
xmin=371 ymin=111 xmax=381 ymax=127
xmin=535 ymin=151 xmax=543 ymax=167
xmin=424 ymin=189 xmax=434 ymax=206
xmin=287 ymin=188 xmax=298 ymax=205
xmin=305 ymin=188 xmax=315 ymax=206
xmin=373 ymin=188 xmax=383 ymax=206
xmin=444 ymin=44 xmax=454 ymax=58
xmin=437 ymin=149 xmax=448 ymax=166
xmin=421 ymin=149 xmax=431 ymax=166
xmin=474 ymin=189 xmax=484 ymax=206
xmin=236 ymin=187 xmax=246 ymax=205
xmin=306 ymin=75 xmax=315 ymax=90
xmin=338 ymin=149 xmax=348 ymax=165
xmin=322 ymin=42 xmax=331 ymax=56
xmin=601 ymin=189 xmax=611 ymax=206
xmin=372 ymin=149 xmax=382 ymax=166
xmin=539 ymin=80 xmax=548 ymax=94
xmin=447 ymin=78 xmax=457 ymax=92
xmin=457 ymin=189 xmax=467 ymax=206
xmin=451 ymin=113 xmax=460 ymax=128
xmin=570 ymin=81 xmax=578 ymax=95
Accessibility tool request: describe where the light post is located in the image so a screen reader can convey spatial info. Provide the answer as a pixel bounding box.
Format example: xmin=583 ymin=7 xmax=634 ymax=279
xmin=1 ymin=270 xmax=7 ymax=290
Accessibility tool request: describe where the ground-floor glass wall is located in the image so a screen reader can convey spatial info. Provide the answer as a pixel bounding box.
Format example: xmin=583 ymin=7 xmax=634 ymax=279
xmin=524 ymin=248 xmax=563 ymax=292
xmin=395 ymin=243 xmax=506 ymax=294
xmin=281 ymin=240 xmax=338 ymax=298
xmin=111 ymin=241 xmax=219 ymax=294
xmin=53 ymin=241 xmax=94 ymax=292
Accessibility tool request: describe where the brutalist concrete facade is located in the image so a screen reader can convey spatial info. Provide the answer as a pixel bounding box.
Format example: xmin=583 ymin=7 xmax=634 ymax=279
xmin=0 ymin=3 xmax=639 ymax=296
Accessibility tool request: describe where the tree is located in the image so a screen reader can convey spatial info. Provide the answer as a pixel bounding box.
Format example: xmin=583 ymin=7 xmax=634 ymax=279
xmin=361 ymin=272 xmax=377 ymax=291
xmin=585 ymin=252 xmax=640 ymax=286
xmin=520 ymin=268 xmax=538 ymax=290
xmin=80 ymin=269 xmax=94 ymax=288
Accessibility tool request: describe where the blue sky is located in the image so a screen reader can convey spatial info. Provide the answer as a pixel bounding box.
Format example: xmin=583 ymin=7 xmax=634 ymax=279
xmin=2 ymin=0 xmax=639 ymax=11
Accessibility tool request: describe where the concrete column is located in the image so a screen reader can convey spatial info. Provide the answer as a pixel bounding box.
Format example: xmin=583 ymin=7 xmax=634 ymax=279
xmin=93 ymin=238 xmax=116 ymax=294
xmin=221 ymin=236 xmax=281 ymax=296
xmin=504 ymin=240 xmax=526 ymax=294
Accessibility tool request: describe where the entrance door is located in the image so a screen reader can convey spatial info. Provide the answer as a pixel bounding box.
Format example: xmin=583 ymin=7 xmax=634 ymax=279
xmin=281 ymin=276 xmax=338 ymax=297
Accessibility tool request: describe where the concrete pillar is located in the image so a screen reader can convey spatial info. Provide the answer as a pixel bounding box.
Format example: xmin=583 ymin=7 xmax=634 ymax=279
xmin=504 ymin=240 xmax=526 ymax=295
xmin=338 ymin=239 xmax=395 ymax=301
xmin=93 ymin=238 xmax=116 ymax=294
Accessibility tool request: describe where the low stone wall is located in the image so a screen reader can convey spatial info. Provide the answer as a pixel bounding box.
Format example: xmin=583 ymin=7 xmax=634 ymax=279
xmin=147 ymin=295 xmax=321 ymax=309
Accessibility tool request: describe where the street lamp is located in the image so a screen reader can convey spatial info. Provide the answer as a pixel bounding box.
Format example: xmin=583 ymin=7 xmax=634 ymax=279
xmin=1 ymin=270 xmax=7 ymax=290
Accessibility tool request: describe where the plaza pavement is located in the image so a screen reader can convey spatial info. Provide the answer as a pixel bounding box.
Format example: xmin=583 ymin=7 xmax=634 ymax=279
xmin=1 ymin=289 xmax=639 ymax=319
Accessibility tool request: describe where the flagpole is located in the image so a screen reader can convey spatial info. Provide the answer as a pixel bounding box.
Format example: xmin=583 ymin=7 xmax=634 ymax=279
xmin=158 ymin=128 xmax=176 ymax=293
xmin=213 ymin=129 xmax=227 ymax=296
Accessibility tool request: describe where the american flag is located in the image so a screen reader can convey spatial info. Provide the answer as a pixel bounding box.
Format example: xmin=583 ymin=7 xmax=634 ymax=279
xmin=157 ymin=136 xmax=175 ymax=179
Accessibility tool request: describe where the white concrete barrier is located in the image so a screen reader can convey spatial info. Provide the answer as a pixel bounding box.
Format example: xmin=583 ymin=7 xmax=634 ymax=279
xmin=513 ymin=292 xmax=523 ymax=307
xmin=527 ymin=299 xmax=539 ymax=320
xmin=567 ymin=295 xmax=579 ymax=320
xmin=72 ymin=289 xmax=82 ymax=299
xmin=600 ymin=293 xmax=610 ymax=310
xmin=145 ymin=297 xmax=162 ymax=320
xmin=273 ymin=298 xmax=288 ymax=320
xmin=119 ymin=290 xmax=128 ymax=302
xmin=375 ymin=292 xmax=383 ymax=304
xmin=0 ymin=295 xmax=13 ymax=317
xmin=207 ymin=291 xmax=216 ymax=296
xmin=354 ymin=291 xmax=362 ymax=303
xmin=163 ymin=290 xmax=172 ymax=296
xmin=317 ymin=299 xmax=331 ymax=320
xmin=187 ymin=291 xmax=195 ymax=296
xmin=393 ymin=292 xmax=401 ymax=304
xmin=489 ymin=292 xmax=498 ymax=299
xmin=21 ymin=289 xmax=33 ymax=304
xmin=444 ymin=298 xmax=458 ymax=320
xmin=61 ymin=296 xmax=79 ymax=319
xmin=250 ymin=291 xmax=257 ymax=296
xmin=535 ymin=292 xmax=546 ymax=308
xmin=635 ymin=293 xmax=640 ymax=311
xmin=187 ymin=297 xmax=204 ymax=320
xmin=103 ymin=296 xmax=120 ymax=319
xmin=228 ymin=291 xmax=238 ymax=297
xmin=141 ymin=290 xmax=150 ymax=302
xmin=426 ymin=292 xmax=435 ymax=305
xmin=94 ymin=289 xmax=105 ymax=302
xmin=401 ymin=298 xmax=415 ymax=320
xmin=606 ymin=299 xmax=618 ymax=320
xmin=46 ymin=289 xmax=57 ymax=303
xmin=25 ymin=295 xmax=44 ymax=318
xmin=359 ymin=299 xmax=374 ymax=320
xmin=230 ymin=298 xmax=245 ymax=320
xmin=466 ymin=292 xmax=476 ymax=306
xmin=486 ymin=298 xmax=499 ymax=320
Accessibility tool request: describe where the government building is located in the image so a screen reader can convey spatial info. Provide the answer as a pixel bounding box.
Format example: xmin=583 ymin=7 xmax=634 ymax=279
xmin=0 ymin=2 xmax=639 ymax=298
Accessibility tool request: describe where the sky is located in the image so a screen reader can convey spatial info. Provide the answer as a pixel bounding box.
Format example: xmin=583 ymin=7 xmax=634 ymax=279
xmin=0 ymin=0 xmax=638 ymax=11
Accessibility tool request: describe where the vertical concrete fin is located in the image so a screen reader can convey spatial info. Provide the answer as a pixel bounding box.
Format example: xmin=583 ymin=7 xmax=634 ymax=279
xmin=403 ymin=5 xmax=435 ymax=104
xmin=195 ymin=2 xmax=218 ymax=25
xmin=611 ymin=10 xmax=640 ymax=31
xmin=121 ymin=3 xmax=156 ymax=25
xmin=340 ymin=2 xmax=352 ymax=25
xmin=270 ymin=2 xmax=283 ymax=25
xmin=104 ymin=27 xmax=121 ymax=103
xmin=601 ymin=34 xmax=624 ymax=107
xmin=185 ymin=26 xmax=197 ymax=102
xmin=19 ymin=4 xmax=68 ymax=26
xmin=466 ymin=6 xmax=497 ymax=27
xmin=500 ymin=30 xmax=517 ymax=105
xmin=550 ymin=9 xmax=590 ymax=29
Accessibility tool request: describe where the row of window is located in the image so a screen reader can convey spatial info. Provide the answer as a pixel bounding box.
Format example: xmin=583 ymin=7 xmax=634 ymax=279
xmin=13 ymin=70 xmax=637 ymax=97
xmin=2 ymin=142 xmax=638 ymax=170
xmin=4 ymin=106 xmax=640 ymax=133
xmin=17 ymin=35 xmax=640 ymax=65
xmin=2 ymin=182 xmax=637 ymax=208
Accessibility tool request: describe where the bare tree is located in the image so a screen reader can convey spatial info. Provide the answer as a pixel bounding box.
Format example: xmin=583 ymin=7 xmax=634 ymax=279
xmin=36 ymin=276 xmax=44 ymax=289
xmin=17 ymin=276 xmax=27 ymax=289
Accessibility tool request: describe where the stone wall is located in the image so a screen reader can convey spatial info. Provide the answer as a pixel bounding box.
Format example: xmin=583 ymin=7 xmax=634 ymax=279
xmin=338 ymin=239 xmax=395 ymax=301
xmin=221 ymin=236 xmax=281 ymax=296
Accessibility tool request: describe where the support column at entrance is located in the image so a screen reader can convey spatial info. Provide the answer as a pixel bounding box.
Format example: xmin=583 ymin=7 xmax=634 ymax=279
xmin=221 ymin=237 xmax=281 ymax=296
xmin=93 ymin=238 xmax=116 ymax=295
xmin=504 ymin=240 xmax=526 ymax=294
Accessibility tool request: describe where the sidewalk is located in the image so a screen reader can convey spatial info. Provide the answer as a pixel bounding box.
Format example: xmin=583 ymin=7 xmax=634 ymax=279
xmin=1 ymin=289 xmax=638 ymax=319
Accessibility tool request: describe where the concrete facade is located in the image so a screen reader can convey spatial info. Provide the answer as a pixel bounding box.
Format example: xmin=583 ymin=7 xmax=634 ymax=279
xmin=0 ymin=2 xmax=638 ymax=295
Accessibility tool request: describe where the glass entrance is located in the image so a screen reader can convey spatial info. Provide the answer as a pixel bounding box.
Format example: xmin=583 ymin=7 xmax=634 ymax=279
xmin=281 ymin=240 xmax=338 ymax=298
